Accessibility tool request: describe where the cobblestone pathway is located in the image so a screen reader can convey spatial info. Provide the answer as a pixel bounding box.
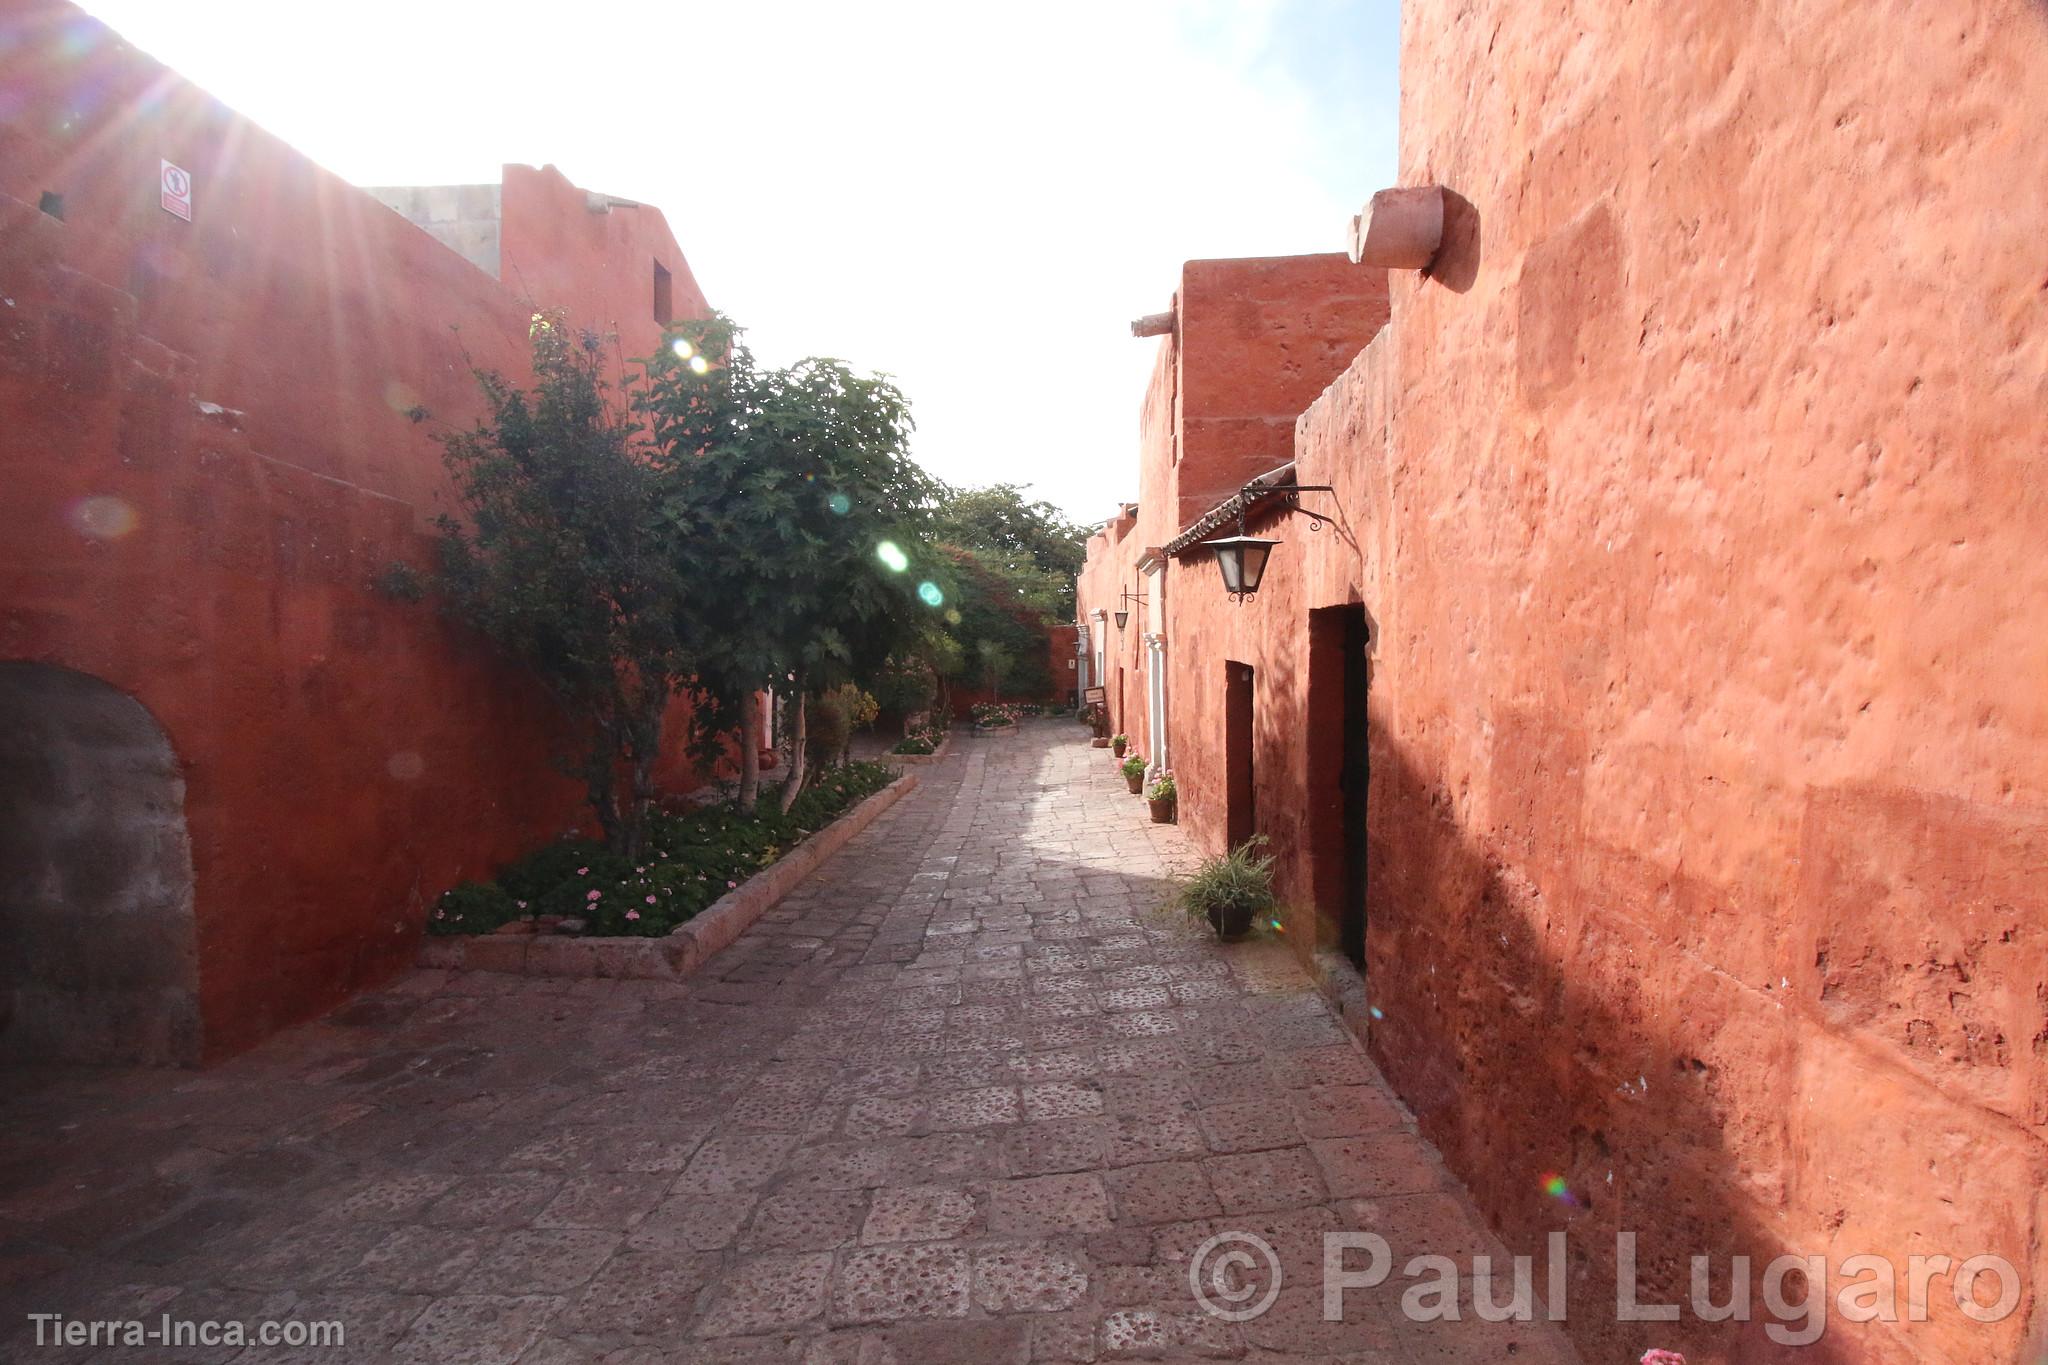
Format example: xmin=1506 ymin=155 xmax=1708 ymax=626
xmin=1 ymin=724 xmax=1579 ymax=1363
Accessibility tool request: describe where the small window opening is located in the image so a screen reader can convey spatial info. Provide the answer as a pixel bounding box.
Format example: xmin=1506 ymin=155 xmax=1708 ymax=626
xmin=652 ymin=261 xmax=673 ymax=325
xmin=38 ymin=191 xmax=64 ymax=221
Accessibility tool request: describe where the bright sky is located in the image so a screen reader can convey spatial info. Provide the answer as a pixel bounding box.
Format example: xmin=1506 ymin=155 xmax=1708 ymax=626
xmin=79 ymin=0 xmax=1400 ymax=522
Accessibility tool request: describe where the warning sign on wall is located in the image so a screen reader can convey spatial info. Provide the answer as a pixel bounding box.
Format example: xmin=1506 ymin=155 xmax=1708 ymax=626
xmin=160 ymin=159 xmax=192 ymax=221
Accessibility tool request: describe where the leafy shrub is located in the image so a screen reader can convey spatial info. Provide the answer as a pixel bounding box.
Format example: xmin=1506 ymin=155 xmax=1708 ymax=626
xmin=892 ymin=724 xmax=945 ymax=755
xmin=873 ymin=662 xmax=938 ymax=718
xmin=1147 ymin=773 xmax=1176 ymax=802
xmin=809 ymin=684 xmax=880 ymax=766
xmin=428 ymin=761 xmax=898 ymax=939
xmin=497 ymin=836 xmax=603 ymax=903
xmin=429 ymin=880 xmax=520 ymax=936
xmin=1121 ymin=755 xmax=1147 ymax=780
xmin=971 ymin=701 xmax=1021 ymax=727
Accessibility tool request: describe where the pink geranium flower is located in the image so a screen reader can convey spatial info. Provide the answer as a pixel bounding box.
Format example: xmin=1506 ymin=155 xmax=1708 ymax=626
xmin=727 ymin=880 xmax=737 ymax=889
xmin=625 ymin=909 xmax=640 ymax=921
xmin=1641 ymin=1352 xmax=1687 ymax=1365
xmin=586 ymin=889 xmax=601 ymax=901
xmin=577 ymin=867 xmax=589 ymax=875
xmin=645 ymin=895 xmax=656 ymax=904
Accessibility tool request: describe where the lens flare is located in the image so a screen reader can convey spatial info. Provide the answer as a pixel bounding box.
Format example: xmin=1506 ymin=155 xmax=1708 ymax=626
xmin=827 ymin=492 xmax=851 ymax=515
xmin=670 ymin=338 xmax=694 ymax=360
xmin=688 ymin=355 xmax=710 ymax=375
xmin=382 ymin=379 xmax=422 ymax=415
xmin=917 ymin=581 xmax=944 ymax=607
xmin=1369 ymin=1005 xmax=1385 ymax=1020
xmin=68 ymin=495 xmax=137 ymax=540
xmin=876 ymin=541 xmax=910 ymax=573
xmin=1539 ymin=1172 xmax=1577 ymax=1207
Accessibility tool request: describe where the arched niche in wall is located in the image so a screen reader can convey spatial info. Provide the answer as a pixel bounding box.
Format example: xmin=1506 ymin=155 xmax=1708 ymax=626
xmin=0 ymin=662 xmax=200 ymax=1066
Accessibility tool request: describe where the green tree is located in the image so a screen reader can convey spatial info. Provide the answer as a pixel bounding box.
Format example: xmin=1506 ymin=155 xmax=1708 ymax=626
xmin=426 ymin=312 xmax=689 ymax=860
xmin=921 ymin=485 xmax=1085 ymax=707
xmin=642 ymin=314 xmax=940 ymax=811
xmin=975 ymin=639 xmax=1014 ymax=701
xmin=933 ymin=545 xmax=1059 ymax=703
xmin=933 ymin=483 xmax=1088 ymax=614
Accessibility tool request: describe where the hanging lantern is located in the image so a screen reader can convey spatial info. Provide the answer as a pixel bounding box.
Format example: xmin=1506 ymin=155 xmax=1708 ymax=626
xmin=1113 ymin=609 xmax=1130 ymax=631
xmin=1200 ymin=534 xmax=1280 ymax=601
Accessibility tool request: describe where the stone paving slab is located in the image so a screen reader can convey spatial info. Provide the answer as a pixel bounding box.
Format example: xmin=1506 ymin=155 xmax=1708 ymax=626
xmin=0 ymin=723 xmax=1581 ymax=1362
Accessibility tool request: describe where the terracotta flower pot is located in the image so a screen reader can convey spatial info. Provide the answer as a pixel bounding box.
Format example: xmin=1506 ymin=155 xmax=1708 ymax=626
xmin=1112 ymin=739 xmax=1127 ymax=757
xmin=1148 ymin=796 xmax=1175 ymax=823
xmin=1091 ymin=736 xmax=1109 ymax=748
xmin=1125 ymin=772 xmax=1144 ymax=794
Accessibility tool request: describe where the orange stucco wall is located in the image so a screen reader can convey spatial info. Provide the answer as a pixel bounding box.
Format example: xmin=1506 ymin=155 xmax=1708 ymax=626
xmin=0 ymin=2 xmax=714 ymax=1059
xmin=1082 ymin=3 xmax=2048 ymax=1361
xmin=1339 ymin=3 xmax=2048 ymax=1358
xmin=1077 ymin=256 xmax=1388 ymax=774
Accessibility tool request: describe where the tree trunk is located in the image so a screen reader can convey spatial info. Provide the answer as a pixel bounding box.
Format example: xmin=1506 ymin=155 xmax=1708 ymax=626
xmin=588 ymin=719 xmax=623 ymax=852
xmin=624 ymin=702 xmax=662 ymax=863
xmin=737 ymin=693 xmax=762 ymax=809
xmin=779 ymin=675 xmax=808 ymax=814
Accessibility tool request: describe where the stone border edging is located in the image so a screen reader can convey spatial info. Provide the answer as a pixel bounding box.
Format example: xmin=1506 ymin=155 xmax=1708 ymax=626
xmin=419 ymin=772 xmax=919 ymax=980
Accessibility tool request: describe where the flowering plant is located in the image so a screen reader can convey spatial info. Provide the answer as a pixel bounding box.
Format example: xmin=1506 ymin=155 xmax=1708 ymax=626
xmin=429 ymin=761 xmax=896 ymax=938
xmin=892 ymin=724 xmax=946 ymax=755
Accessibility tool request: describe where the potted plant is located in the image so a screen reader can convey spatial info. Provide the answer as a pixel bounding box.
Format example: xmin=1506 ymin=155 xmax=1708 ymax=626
xmin=1121 ymin=754 xmax=1146 ymax=793
xmin=1111 ymin=733 xmax=1128 ymax=758
xmin=1173 ymin=836 xmax=1275 ymax=940
xmin=1146 ymin=773 xmax=1176 ymax=823
xmin=1081 ymin=701 xmax=1109 ymax=746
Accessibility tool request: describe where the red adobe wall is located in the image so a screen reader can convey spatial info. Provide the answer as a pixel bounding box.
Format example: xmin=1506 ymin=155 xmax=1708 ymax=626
xmin=1075 ymin=507 xmax=1147 ymax=747
xmin=1174 ymin=256 xmax=1391 ymax=528
xmin=1044 ymin=623 xmax=1080 ymax=709
xmin=497 ymin=164 xmax=709 ymax=352
xmin=1078 ymin=256 xmax=1388 ymax=782
xmin=0 ymin=2 xmax=714 ymax=1060
xmin=1143 ymin=3 xmax=2048 ymax=1361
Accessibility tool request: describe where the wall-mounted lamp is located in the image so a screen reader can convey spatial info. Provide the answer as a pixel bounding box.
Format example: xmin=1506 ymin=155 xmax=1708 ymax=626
xmin=1113 ymin=586 xmax=1148 ymax=631
xmin=1196 ymin=483 xmax=1337 ymax=603
xmin=1202 ymin=534 xmax=1281 ymax=602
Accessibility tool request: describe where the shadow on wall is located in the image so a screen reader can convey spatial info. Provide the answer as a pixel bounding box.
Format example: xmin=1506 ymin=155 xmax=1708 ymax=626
xmin=0 ymin=662 xmax=200 ymax=1066
xmin=1359 ymin=714 xmax=2035 ymax=1364
xmin=1426 ymin=188 xmax=1482 ymax=295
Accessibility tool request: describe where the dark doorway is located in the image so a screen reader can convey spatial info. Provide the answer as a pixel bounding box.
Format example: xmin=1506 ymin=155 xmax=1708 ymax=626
xmin=1309 ymin=606 xmax=1371 ymax=967
xmin=0 ymin=663 xmax=199 ymax=1065
xmin=1224 ymin=661 xmax=1255 ymax=849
